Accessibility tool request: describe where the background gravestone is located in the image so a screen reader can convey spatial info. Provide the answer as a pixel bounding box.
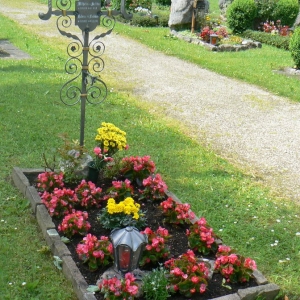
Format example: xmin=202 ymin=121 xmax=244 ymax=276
xmin=169 ymin=0 xmax=209 ymax=29
xmin=219 ymin=0 xmax=233 ymax=15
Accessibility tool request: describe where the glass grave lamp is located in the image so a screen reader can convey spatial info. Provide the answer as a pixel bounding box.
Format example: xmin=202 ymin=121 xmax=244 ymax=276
xmin=210 ymin=33 xmax=219 ymax=45
xmin=110 ymin=226 xmax=148 ymax=275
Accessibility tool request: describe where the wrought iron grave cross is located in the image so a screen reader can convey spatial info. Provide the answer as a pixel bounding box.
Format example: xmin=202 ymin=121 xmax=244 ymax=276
xmin=39 ymin=0 xmax=132 ymax=146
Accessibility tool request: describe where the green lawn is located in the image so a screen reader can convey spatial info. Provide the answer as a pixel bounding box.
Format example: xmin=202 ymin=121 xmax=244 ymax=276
xmin=1 ymin=1 xmax=300 ymax=299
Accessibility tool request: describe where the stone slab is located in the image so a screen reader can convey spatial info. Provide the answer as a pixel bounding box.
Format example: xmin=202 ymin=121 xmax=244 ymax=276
xmin=36 ymin=204 xmax=56 ymax=239
xmin=26 ymin=185 xmax=43 ymax=214
xmin=0 ymin=39 xmax=31 ymax=59
xmin=209 ymin=294 xmax=240 ymax=300
xmin=12 ymin=167 xmax=30 ymax=195
xmin=62 ymin=255 xmax=97 ymax=300
xmin=238 ymin=283 xmax=280 ymax=300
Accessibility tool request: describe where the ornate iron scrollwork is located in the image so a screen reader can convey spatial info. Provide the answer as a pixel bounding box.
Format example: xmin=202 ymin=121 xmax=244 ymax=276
xmin=39 ymin=0 xmax=132 ymax=145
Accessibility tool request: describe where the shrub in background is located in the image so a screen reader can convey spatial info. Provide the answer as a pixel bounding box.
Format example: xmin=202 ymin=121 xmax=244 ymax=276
xmin=254 ymin=0 xmax=278 ymax=22
xmin=290 ymin=27 xmax=300 ymax=68
xmin=272 ymin=0 xmax=299 ymax=27
xmin=155 ymin=0 xmax=171 ymax=6
xmin=243 ymin=29 xmax=290 ymax=50
xmin=227 ymin=0 xmax=257 ymax=33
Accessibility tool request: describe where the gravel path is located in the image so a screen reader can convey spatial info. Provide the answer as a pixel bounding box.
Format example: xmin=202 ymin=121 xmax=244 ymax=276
xmin=2 ymin=1 xmax=300 ymax=203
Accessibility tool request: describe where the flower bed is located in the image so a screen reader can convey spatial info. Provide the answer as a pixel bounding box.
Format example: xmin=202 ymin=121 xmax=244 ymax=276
xmin=170 ymin=30 xmax=262 ymax=52
xmin=12 ymin=167 xmax=280 ymax=300
xmin=11 ymin=122 xmax=280 ymax=300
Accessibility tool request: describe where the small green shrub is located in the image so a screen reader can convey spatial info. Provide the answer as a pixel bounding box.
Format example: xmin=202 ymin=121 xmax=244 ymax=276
xmin=290 ymin=27 xmax=300 ymax=68
xmin=142 ymin=266 xmax=171 ymax=300
xmin=255 ymin=0 xmax=278 ymax=21
xmin=227 ymin=0 xmax=257 ymax=34
xmin=243 ymin=29 xmax=291 ymax=50
xmin=157 ymin=14 xmax=169 ymax=27
xmin=129 ymin=0 xmax=153 ymax=10
xmin=155 ymin=0 xmax=171 ymax=6
xmin=130 ymin=14 xmax=159 ymax=26
xmin=272 ymin=0 xmax=299 ymax=27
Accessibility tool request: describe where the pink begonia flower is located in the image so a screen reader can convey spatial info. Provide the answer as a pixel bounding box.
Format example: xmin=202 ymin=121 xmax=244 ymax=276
xmin=190 ymin=288 xmax=196 ymax=293
xmin=200 ymin=283 xmax=206 ymax=293
xmin=172 ymin=267 xmax=183 ymax=276
xmin=228 ymin=254 xmax=239 ymax=265
xmin=244 ymin=258 xmax=257 ymax=270
xmin=218 ymin=245 xmax=232 ymax=253
xmin=93 ymin=147 xmax=102 ymax=156
xmin=191 ymin=276 xmax=200 ymax=283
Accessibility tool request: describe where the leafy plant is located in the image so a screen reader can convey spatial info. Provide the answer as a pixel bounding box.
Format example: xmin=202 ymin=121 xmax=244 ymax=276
xmin=141 ymin=265 xmax=171 ymax=300
xmin=272 ymin=0 xmax=299 ymax=27
xmin=98 ymin=197 xmax=147 ymax=229
xmin=120 ymin=155 xmax=156 ymax=184
xmin=140 ymin=227 xmax=170 ymax=266
xmin=57 ymin=134 xmax=90 ymax=185
xmin=289 ymin=26 xmax=300 ymax=68
xmin=98 ymin=272 xmax=139 ymax=299
xmin=227 ymin=0 xmax=257 ymax=33
xmin=58 ymin=210 xmax=91 ymax=238
xmin=164 ymin=250 xmax=209 ymax=297
xmin=76 ymin=234 xmax=113 ymax=271
xmin=186 ymin=217 xmax=219 ymax=255
xmin=214 ymin=245 xmax=257 ymax=283
xmin=255 ymin=0 xmax=278 ymax=22
xmin=95 ymin=122 xmax=128 ymax=157
xmin=74 ymin=179 xmax=103 ymax=208
xmin=40 ymin=188 xmax=78 ymax=217
xmin=105 ymin=179 xmax=135 ymax=201
xmin=160 ymin=197 xmax=195 ymax=225
xmin=243 ymin=29 xmax=290 ymax=49
xmin=36 ymin=171 xmax=64 ymax=192
xmin=140 ymin=173 xmax=168 ymax=201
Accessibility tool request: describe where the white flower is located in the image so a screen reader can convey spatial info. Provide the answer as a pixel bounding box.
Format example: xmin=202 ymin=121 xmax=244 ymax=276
xmin=22 ymin=282 xmax=26 ymax=286
xmin=296 ymin=232 xmax=300 ymax=236
xmin=271 ymin=229 xmax=274 ymax=232
xmin=276 ymin=219 xmax=281 ymax=223
xmin=219 ymin=229 xmax=223 ymax=232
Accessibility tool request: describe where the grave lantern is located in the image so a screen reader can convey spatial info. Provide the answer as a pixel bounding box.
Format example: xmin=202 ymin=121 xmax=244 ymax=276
xmin=110 ymin=226 xmax=148 ymax=275
xmin=210 ymin=34 xmax=219 ymax=45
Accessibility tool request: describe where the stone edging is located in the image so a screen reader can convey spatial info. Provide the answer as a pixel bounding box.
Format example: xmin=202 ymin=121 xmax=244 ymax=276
xmin=12 ymin=167 xmax=280 ymax=300
xmin=170 ymin=30 xmax=262 ymax=52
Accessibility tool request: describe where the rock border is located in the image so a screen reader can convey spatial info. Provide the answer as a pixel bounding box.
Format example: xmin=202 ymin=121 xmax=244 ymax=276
xmin=170 ymin=30 xmax=262 ymax=52
xmin=12 ymin=167 xmax=280 ymax=300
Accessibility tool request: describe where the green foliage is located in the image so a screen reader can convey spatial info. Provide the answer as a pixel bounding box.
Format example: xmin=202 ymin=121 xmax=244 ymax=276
xmin=243 ymin=29 xmax=291 ymax=50
xmin=97 ymin=203 xmax=147 ymax=230
xmin=154 ymin=0 xmax=171 ymax=6
xmin=129 ymin=0 xmax=153 ymax=10
xmin=227 ymin=0 xmax=257 ymax=33
xmin=142 ymin=266 xmax=171 ymax=300
xmin=289 ymin=26 xmax=300 ymax=68
xmin=272 ymin=0 xmax=299 ymax=27
xmin=255 ymin=0 xmax=278 ymax=21
xmin=130 ymin=14 xmax=159 ymax=27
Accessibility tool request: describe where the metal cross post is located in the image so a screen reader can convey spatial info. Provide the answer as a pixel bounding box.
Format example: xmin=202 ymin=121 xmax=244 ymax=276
xmin=39 ymin=0 xmax=132 ymax=146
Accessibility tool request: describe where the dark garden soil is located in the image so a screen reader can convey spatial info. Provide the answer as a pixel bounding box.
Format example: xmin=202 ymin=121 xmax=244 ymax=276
xmin=27 ymin=172 xmax=257 ymax=300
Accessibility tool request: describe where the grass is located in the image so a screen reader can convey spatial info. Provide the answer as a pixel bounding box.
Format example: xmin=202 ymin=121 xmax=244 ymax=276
xmin=0 ymin=0 xmax=300 ymax=299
